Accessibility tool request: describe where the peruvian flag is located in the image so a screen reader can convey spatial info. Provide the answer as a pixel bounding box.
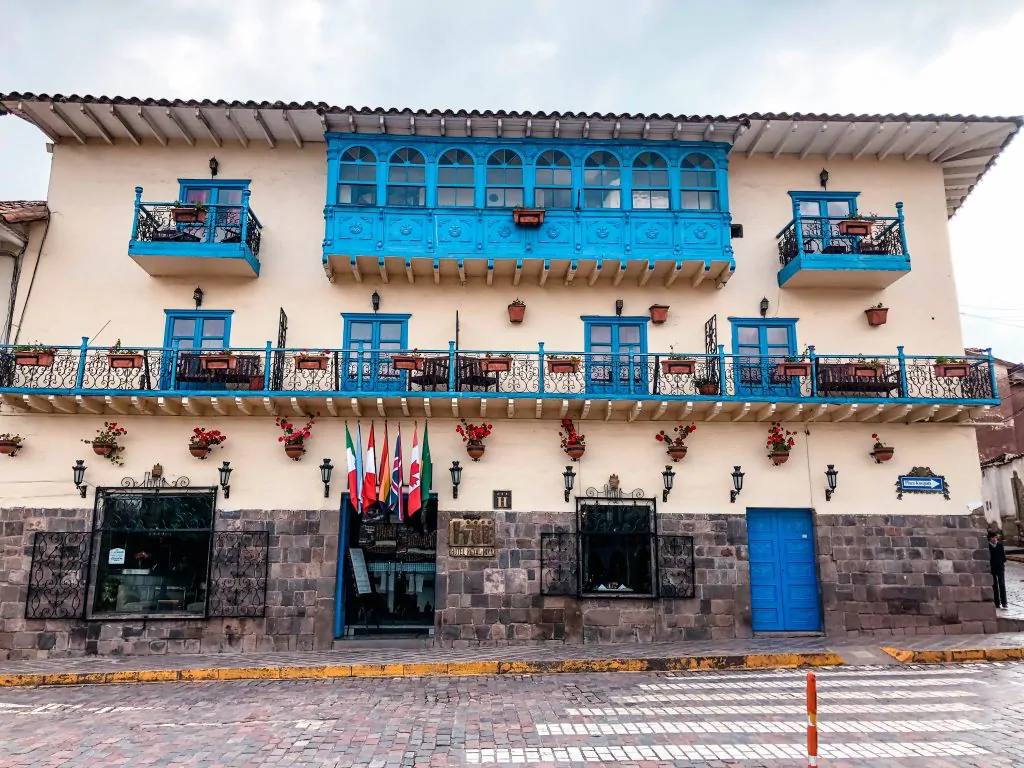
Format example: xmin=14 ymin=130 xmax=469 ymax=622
xmin=345 ymin=423 xmax=359 ymax=508
xmin=406 ymin=424 xmax=422 ymax=520
xmin=361 ymin=422 xmax=377 ymax=515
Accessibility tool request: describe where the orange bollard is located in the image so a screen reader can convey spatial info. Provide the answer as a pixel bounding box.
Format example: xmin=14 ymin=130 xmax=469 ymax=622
xmin=806 ymin=671 xmax=818 ymax=767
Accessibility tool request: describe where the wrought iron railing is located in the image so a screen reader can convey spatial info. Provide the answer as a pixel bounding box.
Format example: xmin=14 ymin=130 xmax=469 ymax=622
xmin=131 ymin=188 xmax=262 ymax=261
xmin=777 ymin=203 xmax=908 ymax=267
xmin=0 ymin=344 xmax=997 ymax=404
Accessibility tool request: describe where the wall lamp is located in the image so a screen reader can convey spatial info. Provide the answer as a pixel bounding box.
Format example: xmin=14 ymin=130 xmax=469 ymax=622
xmin=759 ymin=297 xmax=770 ymax=317
xmin=615 ymin=299 xmax=624 ymax=316
xmin=450 ymin=460 xmax=462 ymax=498
xmin=825 ymin=464 xmax=839 ymax=501
xmin=72 ymin=459 xmax=88 ymax=498
xmin=209 ymin=156 xmax=219 ymax=177
xmin=371 ymin=290 xmax=381 ymax=313
xmin=563 ymin=465 xmax=576 ymax=502
xmin=661 ymin=465 xmax=675 ymax=502
xmin=218 ymin=461 xmax=233 ymax=499
xmin=193 ymin=286 xmax=204 ymax=309
xmin=730 ymin=465 xmax=745 ymax=503
xmin=319 ymin=458 xmax=334 ymax=498
xmin=819 ymin=168 xmax=829 ymax=189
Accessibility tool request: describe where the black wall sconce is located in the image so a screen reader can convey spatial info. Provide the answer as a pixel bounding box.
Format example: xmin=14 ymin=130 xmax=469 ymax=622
xmin=819 ymin=168 xmax=829 ymax=189
xmin=72 ymin=459 xmax=88 ymax=498
xmin=661 ymin=465 xmax=675 ymax=502
xmin=615 ymin=299 xmax=623 ymax=317
xmin=209 ymin=156 xmax=219 ymax=177
xmin=562 ymin=465 xmax=576 ymax=502
xmin=449 ymin=460 xmax=462 ymax=498
xmin=371 ymin=291 xmax=381 ymax=313
xmin=730 ymin=465 xmax=745 ymax=503
xmin=319 ymin=458 xmax=334 ymax=499
xmin=218 ymin=461 xmax=233 ymax=499
xmin=824 ymin=464 xmax=839 ymax=501
xmin=759 ymin=297 xmax=770 ymax=317
xmin=193 ymin=286 xmax=204 ymax=309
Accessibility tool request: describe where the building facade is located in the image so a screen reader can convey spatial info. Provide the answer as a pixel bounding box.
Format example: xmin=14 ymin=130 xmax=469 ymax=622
xmin=0 ymin=94 xmax=1020 ymax=659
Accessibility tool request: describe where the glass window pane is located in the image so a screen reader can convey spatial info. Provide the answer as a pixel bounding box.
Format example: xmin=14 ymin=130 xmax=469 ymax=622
xmin=737 ymin=327 xmax=759 ymax=344
xmin=766 ymin=327 xmax=789 ymax=344
xmin=176 ymin=339 xmax=194 ymax=350
xmin=217 ymin=189 xmax=242 ymax=205
xmin=505 ymin=168 xmax=523 ymax=185
xmin=700 ymin=191 xmax=719 ymax=210
xmin=183 ymin=188 xmax=211 ymax=204
xmin=200 ymin=339 xmax=223 ymax=349
xmin=590 ymin=326 xmax=612 ymax=343
xmin=201 ymin=319 xmax=225 ymax=338
xmin=827 ymin=200 xmax=851 ymax=217
xmin=505 ymin=189 xmax=523 ymax=207
xmin=486 ymin=168 xmax=504 ymax=185
xmin=799 ymin=201 xmax=819 ymax=216
xmin=632 ymin=190 xmax=650 ymax=208
xmin=437 ymin=188 xmax=456 ymax=206
xmin=583 ymin=169 xmax=601 ymax=185
xmin=604 ymin=170 xmax=620 ymax=187
xmin=349 ymin=323 xmax=373 ymax=341
xmin=619 ymin=326 xmax=641 ymax=343
xmin=681 ymin=191 xmax=698 ymax=209
xmin=650 ymin=190 xmax=669 ymax=209
xmin=378 ymin=323 xmax=403 ymax=341
xmin=681 ymin=171 xmax=699 ymax=187
xmin=456 ymin=188 xmax=474 ymax=206
xmin=583 ymin=190 xmax=604 ymax=208
xmin=552 ymin=169 xmax=571 ymax=186
xmin=172 ymin=318 xmax=195 ymax=336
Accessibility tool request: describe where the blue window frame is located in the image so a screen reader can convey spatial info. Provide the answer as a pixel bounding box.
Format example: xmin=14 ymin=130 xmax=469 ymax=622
xmin=789 ymin=191 xmax=860 ymax=253
xmin=485 ymin=150 xmax=524 ymax=208
xmin=386 ymin=148 xmax=426 ymax=207
xmin=583 ymin=316 xmax=648 ymax=395
xmin=177 ymin=179 xmax=249 ymax=243
xmin=631 ymin=152 xmax=669 ymax=210
xmin=342 ymin=313 xmax=411 ymax=392
xmin=534 ymin=149 xmax=573 ymax=209
xmin=730 ymin=318 xmax=798 ymax=398
xmin=437 ymin=149 xmax=476 ymax=207
xmin=583 ymin=151 xmax=621 ymax=209
xmin=162 ymin=310 xmax=234 ymax=390
xmin=680 ymin=153 xmax=719 ymax=211
xmin=338 ymin=146 xmax=377 ymax=205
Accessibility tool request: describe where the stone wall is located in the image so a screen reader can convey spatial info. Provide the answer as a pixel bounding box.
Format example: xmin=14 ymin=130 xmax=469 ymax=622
xmin=0 ymin=506 xmax=338 ymax=660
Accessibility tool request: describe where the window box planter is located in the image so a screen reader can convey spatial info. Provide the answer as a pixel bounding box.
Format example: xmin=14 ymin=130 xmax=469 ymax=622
xmin=649 ymin=305 xmax=669 ymax=325
xmin=108 ymin=353 xmax=144 ymax=369
xmin=512 ymin=208 xmax=545 ymax=227
xmin=548 ymin=358 xmax=580 ymax=374
xmin=661 ymin=359 xmax=695 ymax=376
xmin=934 ymin=362 xmax=969 ymax=378
xmin=507 ymin=301 xmax=526 ymax=324
xmin=295 ymin=354 xmax=329 ymax=371
xmin=667 ymin=445 xmax=688 ymax=462
xmin=14 ymin=350 xmax=55 ymax=367
xmin=768 ymin=451 xmax=791 ymax=466
xmin=392 ymin=355 xmax=424 ymax=371
xmin=871 ymin=446 xmax=895 ymax=463
xmin=697 ymin=382 xmax=719 ymax=396
xmin=284 ymin=442 xmax=306 ymax=461
xmin=837 ymin=219 xmax=873 ymax=237
xmin=0 ymin=440 xmax=21 ymax=456
xmin=776 ymin=362 xmax=812 ymax=378
xmin=481 ymin=356 xmax=513 ymax=373
xmin=847 ymin=363 xmax=885 ymax=380
xmin=564 ymin=442 xmax=585 ymax=461
xmin=864 ymin=306 xmax=889 ymax=326
xmin=91 ymin=440 xmax=116 ymax=457
xmin=466 ymin=441 xmax=485 ymax=461
xmin=200 ymin=355 xmax=236 ymax=371
xmin=171 ymin=206 xmax=208 ymax=225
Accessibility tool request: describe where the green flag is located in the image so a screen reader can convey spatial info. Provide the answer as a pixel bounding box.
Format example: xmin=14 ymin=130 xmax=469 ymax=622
xmin=421 ymin=422 xmax=432 ymax=503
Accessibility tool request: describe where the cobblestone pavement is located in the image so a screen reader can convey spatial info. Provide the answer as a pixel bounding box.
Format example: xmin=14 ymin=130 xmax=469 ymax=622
xmin=1 ymin=662 xmax=1023 ymax=766
xmin=998 ymin=562 xmax=1024 ymax=622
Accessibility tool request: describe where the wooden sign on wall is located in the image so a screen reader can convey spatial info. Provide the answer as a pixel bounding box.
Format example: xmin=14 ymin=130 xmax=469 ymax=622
xmin=449 ymin=517 xmax=496 ymax=557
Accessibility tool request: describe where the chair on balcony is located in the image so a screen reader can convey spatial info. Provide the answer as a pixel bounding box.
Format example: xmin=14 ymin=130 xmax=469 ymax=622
xmin=457 ymin=356 xmax=499 ymax=392
xmin=816 ymin=363 xmax=900 ymax=396
xmin=407 ymin=356 xmax=450 ymax=390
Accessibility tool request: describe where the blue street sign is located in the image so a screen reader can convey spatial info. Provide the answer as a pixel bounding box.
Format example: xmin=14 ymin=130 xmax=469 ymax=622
xmin=898 ymin=475 xmax=946 ymax=493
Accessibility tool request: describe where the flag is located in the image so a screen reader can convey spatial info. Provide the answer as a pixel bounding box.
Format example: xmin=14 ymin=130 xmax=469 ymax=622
xmin=355 ymin=423 xmax=364 ymax=511
xmin=345 ymin=423 xmax=359 ymax=510
xmin=389 ymin=426 xmax=403 ymax=521
xmin=406 ymin=424 xmax=422 ymax=519
xmin=361 ymin=422 xmax=377 ymax=515
xmin=377 ymin=423 xmax=391 ymax=509
xmin=421 ymin=422 xmax=433 ymax=508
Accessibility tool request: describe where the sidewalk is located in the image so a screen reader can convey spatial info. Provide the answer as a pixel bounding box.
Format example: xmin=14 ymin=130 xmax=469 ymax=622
xmin=1 ymin=632 xmax=1023 ymax=687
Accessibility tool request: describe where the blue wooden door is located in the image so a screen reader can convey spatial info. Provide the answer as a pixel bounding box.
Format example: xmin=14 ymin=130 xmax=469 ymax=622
xmin=586 ymin=321 xmax=646 ymax=396
xmin=733 ymin=321 xmax=797 ymax=398
xmin=342 ymin=318 xmax=407 ymax=392
xmin=747 ymin=508 xmax=820 ymax=632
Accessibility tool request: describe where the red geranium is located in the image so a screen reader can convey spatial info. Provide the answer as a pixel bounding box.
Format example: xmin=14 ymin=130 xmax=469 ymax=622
xmin=190 ymin=426 xmax=227 ymax=450
xmin=559 ymin=418 xmax=586 ymax=451
xmin=656 ymin=424 xmax=696 ymax=447
xmin=456 ymin=420 xmax=493 ymax=444
xmin=276 ymin=415 xmax=317 ymax=445
xmin=766 ymin=421 xmax=797 ymax=452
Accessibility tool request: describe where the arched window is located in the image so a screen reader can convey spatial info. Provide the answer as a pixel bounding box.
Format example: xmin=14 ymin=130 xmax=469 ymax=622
xmin=583 ymin=151 xmax=621 ymax=209
xmin=680 ymin=153 xmax=719 ymax=211
xmin=387 ymin=148 xmax=426 ymax=207
xmin=437 ymin=149 xmax=475 ymax=207
xmin=631 ymin=152 xmax=669 ymax=210
xmin=338 ymin=146 xmax=377 ymax=205
xmin=485 ymin=150 xmax=524 ymax=208
xmin=534 ymin=149 xmax=573 ymax=209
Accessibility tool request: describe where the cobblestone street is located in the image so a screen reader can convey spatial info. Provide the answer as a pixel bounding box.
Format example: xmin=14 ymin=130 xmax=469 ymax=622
xmin=1 ymin=661 xmax=1023 ymax=767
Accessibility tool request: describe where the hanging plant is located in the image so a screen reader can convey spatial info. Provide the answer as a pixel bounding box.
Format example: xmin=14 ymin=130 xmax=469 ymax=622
xmin=0 ymin=433 xmax=23 ymax=457
xmin=870 ymin=433 xmax=894 ymax=463
xmin=656 ymin=424 xmax=696 ymax=461
xmin=83 ymin=421 xmax=127 ymax=465
xmin=276 ymin=415 xmax=316 ymax=460
xmin=189 ymin=426 xmax=227 ymax=459
xmin=560 ymin=418 xmax=586 ymax=461
xmin=456 ymin=419 xmax=493 ymax=461
xmin=766 ymin=421 xmax=796 ymax=465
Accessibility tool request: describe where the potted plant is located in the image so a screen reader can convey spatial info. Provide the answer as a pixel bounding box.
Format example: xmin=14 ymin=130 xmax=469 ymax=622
xmin=512 ymin=208 xmax=545 ymax=227
xmin=849 ymin=358 xmax=885 ymax=380
xmin=107 ymin=339 xmax=144 ymax=369
xmin=766 ymin=421 xmax=796 ymax=465
xmin=276 ymin=415 xmax=316 ymax=460
xmin=456 ymin=419 xmax=493 ymax=461
xmin=189 ymin=426 xmax=227 ymax=460
xmin=295 ymin=349 xmax=330 ymax=371
xmin=507 ymin=298 xmax=526 ymax=324
xmin=200 ymin=350 xmax=236 ymax=371
xmin=13 ymin=342 xmax=56 ymax=368
xmin=870 ymin=433 xmax=894 ymax=463
xmin=171 ymin=200 xmax=209 ymax=224
xmin=694 ymin=373 xmax=718 ymax=396
xmin=83 ymin=421 xmax=127 ymax=465
xmin=656 ymin=423 xmax=696 ymax=461
xmin=864 ymin=303 xmax=889 ymax=327
xmin=0 ymin=433 xmax=23 ymax=457
xmin=649 ymin=304 xmax=670 ymax=325
xmin=776 ymin=350 xmax=812 ymax=378
xmin=391 ymin=350 xmax=424 ymax=371
xmin=560 ymin=418 xmax=586 ymax=461
xmin=661 ymin=346 xmax=695 ymax=375
xmin=548 ymin=355 xmax=581 ymax=374
xmin=934 ymin=357 xmax=970 ymax=378
xmin=837 ymin=212 xmax=876 ymax=237
xmin=481 ymin=352 xmax=514 ymax=373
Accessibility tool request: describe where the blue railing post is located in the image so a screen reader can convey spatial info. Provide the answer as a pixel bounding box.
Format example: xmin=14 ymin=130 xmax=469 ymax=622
xmin=447 ymin=341 xmax=456 ymax=392
xmin=76 ymin=336 xmax=88 ymax=390
xmin=897 ymin=345 xmax=909 ymax=398
xmin=986 ymin=347 xmax=998 ymax=400
xmin=628 ymin=348 xmax=636 ymax=395
xmin=263 ymin=342 xmax=273 ymax=391
xmin=792 ymin=196 xmax=804 ymax=260
xmin=538 ymin=342 xmax=546 ymax=394
xmin=356 ymin=342 xmax=365 ymax=390
xmin=895 ymin=202 xmax=908 ymax=257
xmin=807 ymin=345 xmax=817 ymax=398
xmin=132 ymin=187 xmax=143 ymax=240
xmin=241 ymin=189 xmax=251 ymax=245
xmin=717 ymin=344 xmax=727 ymax=396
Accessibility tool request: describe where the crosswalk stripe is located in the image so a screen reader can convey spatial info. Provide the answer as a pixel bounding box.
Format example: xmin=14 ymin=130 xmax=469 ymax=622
xmin=639 ymin=676 xmax=979 ymax=690
xmin=566 ymin=702 xmax=984 ymax=716
xmin=537 ymin=718 xmax=983 ymax=736
xmin=617 ymin=688 xmax=977 ymax=702
xmin=660 ymin=667 xmax=986 ymax=680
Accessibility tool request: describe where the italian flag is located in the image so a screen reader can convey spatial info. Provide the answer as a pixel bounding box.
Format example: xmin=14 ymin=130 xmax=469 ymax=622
xmin=345 ymin=424 xmax=359 ymax=508
xmin=361 ymin=422 xmax=377 ymax=515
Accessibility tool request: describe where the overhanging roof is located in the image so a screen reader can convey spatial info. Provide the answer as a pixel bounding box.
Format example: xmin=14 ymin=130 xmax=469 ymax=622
xmin=1 ymin=93 xmax=1019 ymax=217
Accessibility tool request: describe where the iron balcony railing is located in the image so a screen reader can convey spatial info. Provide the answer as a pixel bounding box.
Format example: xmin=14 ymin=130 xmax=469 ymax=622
xmin=0 ymin=343 xmax=998 ymax=405
xmin=130 ymin=187 xmax=263 ymax=261
xmin=777 ymin=203 xmax=908 ymax=267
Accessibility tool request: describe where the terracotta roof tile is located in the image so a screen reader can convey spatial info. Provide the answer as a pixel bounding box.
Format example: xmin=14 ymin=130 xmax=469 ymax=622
xmin=0 ymin=201 xmax=48 ymax=224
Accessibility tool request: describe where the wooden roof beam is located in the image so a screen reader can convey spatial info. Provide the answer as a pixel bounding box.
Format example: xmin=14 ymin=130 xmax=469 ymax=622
xmin=48 ymin=103 xmax=87 ymax=144
xmin=108 ymin=105 xmax=140 ymax=145
xmin=79 ymin=104 xmax=114 ymax=145
xmin=253 ymin=109 xmax=276 ymax=148
xmin=224 ymin=109 xmax=249 ymax=147
xmin=876 ymin=122 xmax=910 ymax=160
xmin=745 ymin=120 xmax=772 ymax=158
xmin=799 ymin=122 xmax=828 ymax=160
xmin=137 ymin=107 xmax=167 ymax=146
xmin=281 ymin=109 xmax=303 ymax=148
xmin=852 ymin=122 xmax=885 ymax=160
xmin=904 ymin=122 xmax=940 ymax=160
xmin=825 ymin=122 xmax=856 ymax=160
xmin=194 ymin=108 xmax=222 ymax=147
xmin=165 ymin=108 xmax=195 ymax=146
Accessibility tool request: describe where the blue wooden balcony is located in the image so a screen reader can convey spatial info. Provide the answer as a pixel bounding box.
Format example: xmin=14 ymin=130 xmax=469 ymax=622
xmin=0 ymin=343 xmax=997 ymax=423
xmin=128 ymin=187 xmax=262 ymax=277
xmin=776 ymin=203 xmax=910 ymax=288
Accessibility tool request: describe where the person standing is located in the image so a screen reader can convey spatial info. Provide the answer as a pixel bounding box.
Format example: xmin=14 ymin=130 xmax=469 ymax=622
xmin=989 ymin=531 xmax=1008 ymax=609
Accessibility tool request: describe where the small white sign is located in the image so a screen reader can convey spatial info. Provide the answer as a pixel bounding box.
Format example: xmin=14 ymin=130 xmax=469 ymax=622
xmin=108 ymin=547 xmax=126 ymax=565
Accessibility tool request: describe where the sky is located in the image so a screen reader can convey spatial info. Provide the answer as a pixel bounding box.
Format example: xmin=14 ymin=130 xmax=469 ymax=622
xmin=1 ymin=0 xmax=1023 ymax=357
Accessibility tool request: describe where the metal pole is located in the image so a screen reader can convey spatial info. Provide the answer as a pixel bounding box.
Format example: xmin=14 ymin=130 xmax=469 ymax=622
xmin=806 ymin=671 xmax=818 ymax=767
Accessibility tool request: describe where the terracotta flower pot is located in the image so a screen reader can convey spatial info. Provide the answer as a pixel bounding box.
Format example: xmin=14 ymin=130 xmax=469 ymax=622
xmin=14 ymin=351 xmax=55 ymax=367
xmin=661 ymin=359 xmax=695 ymax=375
xmin=698 ymin=382 xmax=718 ymax=396
xmin=565 ymin=443 xmax=585 ymax=461
xmin=108 ymin=353 xmax=144 ymax=369
xmin=776 ymin=362 xmax=812 ymax=378
xmin=871 ymin=446 xmax=895 ymax=463
xmin=172 ymin=207 xmax=208 ymax=224
xmin=189 ymin=445 xmax=211 ymax=460
xmin=649 ymin=305 xmax=669 ymax=324
xmin=548 ymin=358 xmax=580 ymax=374
xmin=864 ymin=307 xmax=889 ymax=326
xmin=92 ymin=441 xmax=115 ymax=457
xmin=667 ymin=445 xmax=688 ymax=462
xmin=481 ymin=357 xmax=512 ymax=372
xmin=200 ymin=355 xmax=236 ymax=371
xmin=849 ymin=364 xmax=884 ymax=379
xmin=934 ymin=363 xmax=968 ymax=378
xmin=507 ymin=303 xmax=526 ymax=324
xmin=284 ymin=443 xmax=306 ymax=461
xmin=0 ymin=440 xmax=20 ymax=456
xmin=392 ymin=355 xmax=424 ymax=371
xmin=768 ymin=451 xmax=790 ymax=466
xmin=838 ymin=219 xmax=872 ymax=237
xmin=512 ymin=208 xmax=545 ymax=227
xmin=466 ymin=441 xmax=485 ymax=461
xmin=295 ymin=355 xmax=328 ymax=371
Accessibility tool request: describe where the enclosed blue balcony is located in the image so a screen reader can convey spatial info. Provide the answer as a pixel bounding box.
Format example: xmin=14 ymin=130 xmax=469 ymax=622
xmin=128 ymin=187 xmax=262 ymax=277
xmin=322 ymin=136 xmax=735 ymax=287
xmin=776 ymin=197 xmax=910 ymax=289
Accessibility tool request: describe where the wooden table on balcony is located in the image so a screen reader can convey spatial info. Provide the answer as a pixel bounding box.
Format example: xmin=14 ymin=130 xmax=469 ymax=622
xmin=176 ymin=353 xmax=264 ymax=390
xmin=816 ymin=363 xmax=900 ymax=395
